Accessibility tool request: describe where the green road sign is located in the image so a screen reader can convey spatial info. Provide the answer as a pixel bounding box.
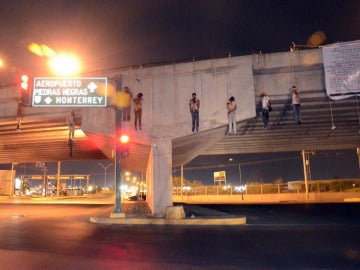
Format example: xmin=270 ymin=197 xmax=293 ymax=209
xmin=32 ymin=77 xmax=107 ymax=107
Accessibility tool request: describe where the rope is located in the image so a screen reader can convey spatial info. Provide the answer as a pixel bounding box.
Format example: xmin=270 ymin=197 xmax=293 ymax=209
xmin=192 ymin=57 xmax=195 ymax=92
xmin=356 ymin=95 xmax=360 ymax=133
xmin=329 ymin=99 xmax=336 ymax=130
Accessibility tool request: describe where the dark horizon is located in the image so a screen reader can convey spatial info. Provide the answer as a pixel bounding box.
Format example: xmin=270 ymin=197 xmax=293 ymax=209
xmin=3 ymin=149 xmax=357 ymax=187
xmin=1 ymin=0 xmax=359 ymax=83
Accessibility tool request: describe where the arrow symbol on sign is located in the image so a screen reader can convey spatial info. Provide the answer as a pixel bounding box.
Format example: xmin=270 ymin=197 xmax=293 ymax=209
xmin=87 ymin=82 xmax=98 ymax=93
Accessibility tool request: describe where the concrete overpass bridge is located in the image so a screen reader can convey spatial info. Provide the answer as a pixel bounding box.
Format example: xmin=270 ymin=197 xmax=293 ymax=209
xmin=0 ymin=48 xmax=359 ymax=216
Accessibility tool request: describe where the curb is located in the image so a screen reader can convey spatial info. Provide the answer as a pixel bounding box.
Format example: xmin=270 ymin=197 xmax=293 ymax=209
xmin=90 ymin=216 xmax=247 ymax=226
xmin=344 ymin=198 xmax=360 ymax=202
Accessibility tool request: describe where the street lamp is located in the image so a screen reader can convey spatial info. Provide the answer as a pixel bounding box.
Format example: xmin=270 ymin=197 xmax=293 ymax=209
xmin=229 ymin=157 xmax=244 ymax=200
xmin=229 ymin=157 xmax=242 ymax=185
xmin=27 ymin=43 xmax=81 ymax=76
xmin=98 ymin=162 xmax=113 ymax=188
xmin=49 ymin=54 xmax=81 ymax=76
xmin=238 ymin=163 xmax=242 ymax=185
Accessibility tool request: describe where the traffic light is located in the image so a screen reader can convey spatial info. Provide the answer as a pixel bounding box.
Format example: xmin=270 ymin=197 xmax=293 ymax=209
xmin=20 ymin=74 xmax=32 ymax=105
xmin=118 ymin=134 xmax=130 ymax=158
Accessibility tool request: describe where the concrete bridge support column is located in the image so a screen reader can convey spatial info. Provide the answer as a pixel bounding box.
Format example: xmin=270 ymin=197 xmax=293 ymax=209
xmin=146 ymin=137 xmax=173 ymax=217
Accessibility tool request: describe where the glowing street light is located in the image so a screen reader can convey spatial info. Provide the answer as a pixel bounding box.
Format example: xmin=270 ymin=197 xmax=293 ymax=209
xmin=28 ymin=42 xmax=81 ymax=76
xmin=28 ymin=43 xmax=55 ymax=57
xmin=49 ymin=54 xmax=81 ymax=76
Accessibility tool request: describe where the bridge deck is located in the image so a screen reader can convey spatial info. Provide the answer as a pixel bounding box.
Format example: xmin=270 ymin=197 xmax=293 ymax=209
xmin=202 ymin=89 xmax=359 ymax=155
xmin=1 ymin=90 xmax=358 ymax=167
xmin=0 ymin=90 xmax=358 ymax=167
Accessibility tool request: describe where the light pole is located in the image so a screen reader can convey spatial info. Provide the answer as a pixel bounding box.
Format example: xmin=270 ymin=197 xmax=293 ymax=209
xmin=229 ymin=157 xmax=242 ymax=185
xmin=238 ymin=163 xmax=242 ymax=185
xmin=230 ymin=158 xmax=244 ymax=200
xmin=98 ymin=162 xmax=113 ymax=188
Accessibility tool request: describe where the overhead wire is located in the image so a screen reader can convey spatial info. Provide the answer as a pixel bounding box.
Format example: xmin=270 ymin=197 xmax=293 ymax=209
xmin=173 ymin=155 xmax=301 ymax=172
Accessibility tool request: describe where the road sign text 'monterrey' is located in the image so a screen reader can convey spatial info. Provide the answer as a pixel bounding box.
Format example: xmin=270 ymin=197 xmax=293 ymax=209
xmin=32 ymin=77 xmax=108 ymax=107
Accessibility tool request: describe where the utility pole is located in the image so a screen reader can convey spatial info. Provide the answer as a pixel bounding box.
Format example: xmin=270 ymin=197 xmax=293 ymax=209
xmin=10 ymin=163 xmax=17 ymax=197
xmin=57 ymin=161 xmax=61 ymax=196
xmin=301 ymin=150 xmax=315 ymax=200
xmin=181 ymin=165 xmax=184 ymax=202
xmin=238 ymin=163 xmax=244 ymax=200
xmin=43 ymin=164 xmax=48 ymax=197
xmin=238 ymin=163 xmax=242 ymax=185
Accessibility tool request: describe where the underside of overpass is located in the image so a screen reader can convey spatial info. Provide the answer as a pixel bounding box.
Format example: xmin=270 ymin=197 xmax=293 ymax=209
xmin=0 ymin=110 xmax=151 ymax=172
xmin=0 ymin=112 xmax=109 ymax=164
xmin=0 ymin=88 xmax=358 ymax=168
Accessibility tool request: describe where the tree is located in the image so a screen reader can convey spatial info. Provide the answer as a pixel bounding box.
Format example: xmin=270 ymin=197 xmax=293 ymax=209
xmin=172 ymin=176 xmax=190 ymax=187
xmin=191 ymin=180 xmax=204 ymax=187
xmin=274 ymin=177 xmax=284 ymax=185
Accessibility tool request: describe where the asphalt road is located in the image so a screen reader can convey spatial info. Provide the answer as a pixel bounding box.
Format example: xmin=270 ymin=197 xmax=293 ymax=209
xmin=0 ymin=202 xmax=359 ymax=269
xmin=182 ymin=203 xmax=360 ymax=225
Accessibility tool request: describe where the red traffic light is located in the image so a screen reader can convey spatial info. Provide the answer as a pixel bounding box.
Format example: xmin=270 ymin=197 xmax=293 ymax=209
xmin=119 ymin=134 xmax=130 ymax=144
xmin=118 ymin=134 xmax=130 ymax=158
xmin=20 ymin=74 xmax=29 ymax=91
xmin=19 ymin=74 xmax=32 ymax=106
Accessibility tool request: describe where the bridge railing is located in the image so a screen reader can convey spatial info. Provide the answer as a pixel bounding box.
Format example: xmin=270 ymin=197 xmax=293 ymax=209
xmin=173 ymin=179 xmax=360 ymax=196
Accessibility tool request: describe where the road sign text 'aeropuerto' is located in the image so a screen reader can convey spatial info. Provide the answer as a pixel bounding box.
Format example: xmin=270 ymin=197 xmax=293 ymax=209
xmin=32 ymin=77 xmax=107 ymax=107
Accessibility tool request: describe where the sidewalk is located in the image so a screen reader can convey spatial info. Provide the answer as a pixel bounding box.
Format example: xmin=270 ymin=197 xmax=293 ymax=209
xmin=90 ymin=215 xmax=247 ymax=226
xmin=90 ymin=204 xmax=247 ymax=226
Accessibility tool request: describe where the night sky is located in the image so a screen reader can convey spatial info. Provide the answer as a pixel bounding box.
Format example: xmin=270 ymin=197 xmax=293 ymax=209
xmin=1 ymin=0 xmax=359 ymax=82
xmin=180 ymin=150 xmax=359 ymax=185
xmin=3 ymin=148 xmax=358 ymax=186
xmin=0 ymin=0 xmax=359 ymax=185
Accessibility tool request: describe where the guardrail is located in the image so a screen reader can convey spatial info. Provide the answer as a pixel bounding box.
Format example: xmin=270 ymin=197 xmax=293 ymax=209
xmin=173 ymin=180 xmax=360 ymax=196
xmin=172 ymin=180 xmax=360 ymax=203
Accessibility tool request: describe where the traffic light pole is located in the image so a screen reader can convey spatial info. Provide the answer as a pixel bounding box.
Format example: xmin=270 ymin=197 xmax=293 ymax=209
xmin=111 ymin=107 xmax=125 ymax=217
